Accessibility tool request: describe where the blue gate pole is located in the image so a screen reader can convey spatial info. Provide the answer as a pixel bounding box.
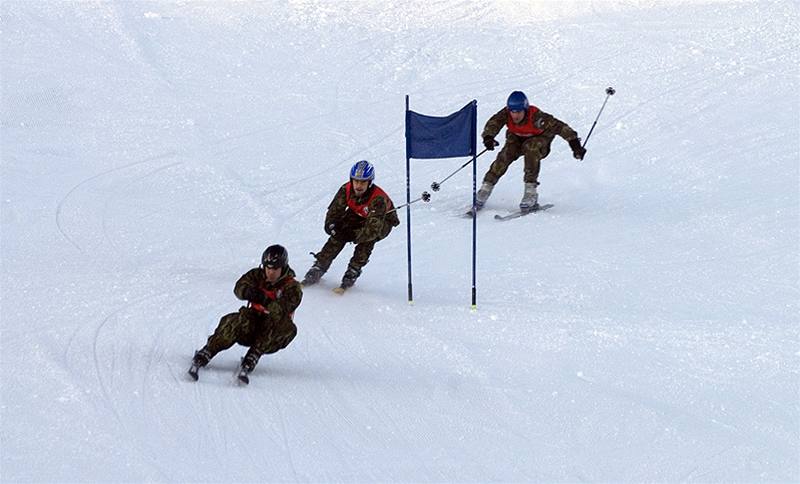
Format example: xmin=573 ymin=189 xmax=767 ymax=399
xmin=470 ymin=100 xmax=478 ymax=310
xmin=405 ymin=95 xmax=413 ymax=304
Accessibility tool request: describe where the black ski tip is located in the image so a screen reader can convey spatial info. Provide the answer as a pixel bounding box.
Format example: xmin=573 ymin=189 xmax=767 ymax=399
xmin=187 ymin=368 xmax=199 ymax=381
xmin=237 ymin=374 xmax=250 ymax=385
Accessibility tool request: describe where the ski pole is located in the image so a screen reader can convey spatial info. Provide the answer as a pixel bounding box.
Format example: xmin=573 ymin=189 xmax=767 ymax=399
xmin=582 ymin=86 xmax=615 ymax=150
xmin=385 ymin=191 xmax=431 ymax=215
xmin=430 ymin=141 xmax=498 ymax=192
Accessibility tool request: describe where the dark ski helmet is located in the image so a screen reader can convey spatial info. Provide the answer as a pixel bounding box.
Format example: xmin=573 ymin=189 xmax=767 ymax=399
xmin=349 ymin=160 xmax=375 ymax=182
xmin=262 ymin=244 xmax=288 ymax=269
xmin=507 ymin=91 xmax=529 ymax=112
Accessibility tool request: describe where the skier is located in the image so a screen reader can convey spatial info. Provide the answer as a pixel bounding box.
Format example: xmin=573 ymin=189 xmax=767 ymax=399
xmin=301 ymin=160 xmax=400 ymax=292
xmin=189 ymin=245 xmax=302 ymax=383
xmin=476 ymin=91 xmax=587 ymax=212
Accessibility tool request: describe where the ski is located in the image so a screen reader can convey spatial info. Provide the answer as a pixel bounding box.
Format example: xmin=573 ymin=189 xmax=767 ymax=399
xmin=187 ymin=364 xmax=200 ymax=381
xmin=493 ymin=203 xmax=554 ymax=221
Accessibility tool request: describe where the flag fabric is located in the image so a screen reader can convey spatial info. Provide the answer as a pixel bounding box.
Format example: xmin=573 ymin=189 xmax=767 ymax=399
xmin=406 ymin=101 xmax=476 ymax=159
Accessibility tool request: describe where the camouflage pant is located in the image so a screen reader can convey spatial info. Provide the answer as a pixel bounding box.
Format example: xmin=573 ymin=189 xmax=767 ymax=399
xmin=205 ymin=307 xmax=297 ymax=359
xmin=314 ymin=236 xmax=376 ymax=274
xmin=482 ymin=134 xmax=553 ymax=185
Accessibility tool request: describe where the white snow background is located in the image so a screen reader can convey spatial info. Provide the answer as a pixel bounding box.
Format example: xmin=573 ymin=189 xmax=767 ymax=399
xmin=1 ymin=1 xmax=798 ymax=482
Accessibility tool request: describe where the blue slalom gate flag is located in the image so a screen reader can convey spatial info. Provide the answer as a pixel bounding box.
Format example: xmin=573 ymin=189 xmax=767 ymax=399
xmin=403 ymin=97 xmax=479 ymax=307
xmin=406 ymin=100 xmax=477 ymax=159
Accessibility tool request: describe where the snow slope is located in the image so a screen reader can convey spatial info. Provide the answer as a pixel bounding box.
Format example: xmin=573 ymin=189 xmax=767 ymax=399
xmin=2 ymin=1 xmax=798 ymax=482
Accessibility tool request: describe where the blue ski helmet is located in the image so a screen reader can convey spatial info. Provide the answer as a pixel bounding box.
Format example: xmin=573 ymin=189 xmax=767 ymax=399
xmin=507 ymin=91 xmax=529 ymax=112
xmin=349 ymin=160 xmax=375 ymax=181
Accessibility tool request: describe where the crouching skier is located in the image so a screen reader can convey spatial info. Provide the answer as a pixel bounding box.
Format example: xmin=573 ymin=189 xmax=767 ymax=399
xmin=301 ymin=160 xmax=400 ymax=293
xmin=188 ymin=245 xmax=302 ymax=384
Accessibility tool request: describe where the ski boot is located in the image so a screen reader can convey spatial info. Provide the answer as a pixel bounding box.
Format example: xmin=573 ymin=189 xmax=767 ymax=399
xmin=519 ymin=182 xmax=539 ymax=213
xmin=475 ymin=181 xmax=495 ymax=210
xmin=188 ymin=347 xmax=212 ymax=381
xmin=301 ymin=262 xmax=325 ymax=287
xmin=333 ymin=265 xmax=361 ymax=294
xmin=237 ymin=352 xmax=259 ymax=385
xmin=464 ymin=181 xmax=495 ymax=217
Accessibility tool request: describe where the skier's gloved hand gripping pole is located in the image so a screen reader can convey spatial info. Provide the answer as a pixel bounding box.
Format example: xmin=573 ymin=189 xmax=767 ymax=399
xmin=429 ymin=142 xmax=498 ymax=192
xmin=578 ymin=86 xmax=616 ymax=159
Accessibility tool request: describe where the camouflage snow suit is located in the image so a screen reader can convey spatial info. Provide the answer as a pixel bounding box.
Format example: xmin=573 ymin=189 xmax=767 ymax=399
xmin=204 ymin=266 xmax=302 ymax=362
xmin=481 ymin=106 xmax=579 ymax=185
xmin=312 ymin=182 xmax=400 ymax=282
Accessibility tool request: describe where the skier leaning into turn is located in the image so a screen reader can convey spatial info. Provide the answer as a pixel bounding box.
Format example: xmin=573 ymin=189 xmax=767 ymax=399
xmin=189 ymin=245 xmax=302 ymax=383
xmin=476 ymin=90 xmax=587 ymax=213
xmin=301 ymin=160 xmax=400 ymax=292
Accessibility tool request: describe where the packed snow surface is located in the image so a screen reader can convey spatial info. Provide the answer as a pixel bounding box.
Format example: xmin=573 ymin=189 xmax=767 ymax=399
xmin=2 ymin=1 xmax=798 ymax=482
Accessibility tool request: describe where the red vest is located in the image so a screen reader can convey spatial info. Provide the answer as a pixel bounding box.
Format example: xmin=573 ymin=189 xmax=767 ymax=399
xmin=506 ymin=106 xmax=543 ymax=137
xmin=251 ymin=277 xmax=297 ymax=318
xmin=344 ymin=183 xmax=394 ymax=218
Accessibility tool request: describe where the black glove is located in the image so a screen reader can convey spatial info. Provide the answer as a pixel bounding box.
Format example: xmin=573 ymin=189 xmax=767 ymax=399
xmin=483 ymin=136 xmax=497 ymax=151
xmin=244 ymin=287 xmax=267 ymax=305
xmin=568 ymin=138 xmax=586 ymax=160
xmin=333 ymin=224 xmax=356 ymax=242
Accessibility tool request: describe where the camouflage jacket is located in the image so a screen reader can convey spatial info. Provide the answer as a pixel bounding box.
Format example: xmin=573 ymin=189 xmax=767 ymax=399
xmin=324 ymin=183 xmax=400 ymax=244
xmin=234 ymin=266 xmax=302 ymax=323
xmin=482 ymin=106 xmax=578 ymax=142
